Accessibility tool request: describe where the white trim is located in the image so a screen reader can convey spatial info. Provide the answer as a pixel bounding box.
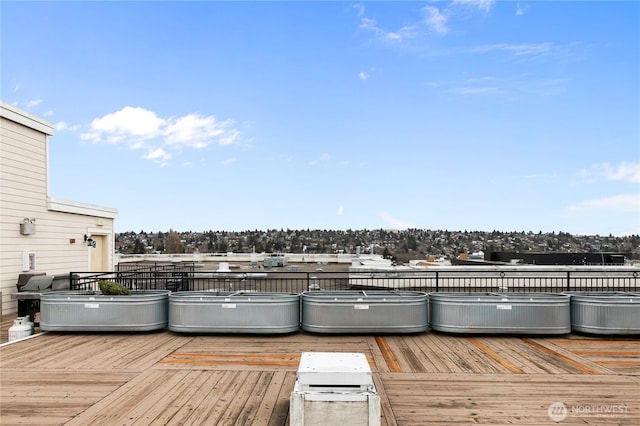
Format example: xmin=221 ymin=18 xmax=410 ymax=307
xmin=48 ymin=197 xmax=118 ymax=219
xmin=87 ymin=227 xmax=110 ymax=235
xmin=0 ymin=101 xmax=54 ymax=136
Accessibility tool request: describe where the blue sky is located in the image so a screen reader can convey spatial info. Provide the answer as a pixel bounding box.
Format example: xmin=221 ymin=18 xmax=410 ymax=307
xmin=2 ymin=1 xmax=639 ymax=236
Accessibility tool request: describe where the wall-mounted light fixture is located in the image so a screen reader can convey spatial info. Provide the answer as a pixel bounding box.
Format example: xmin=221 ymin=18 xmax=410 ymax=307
xmin=84 ymin=234 xmax=94 ymax=247
xmin=20 ymin=218 xmax=36 ymax=235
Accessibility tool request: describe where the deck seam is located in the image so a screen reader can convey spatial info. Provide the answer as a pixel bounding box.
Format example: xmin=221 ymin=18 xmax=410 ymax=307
xmin=522 ymin=338 xmax=609 ymax=375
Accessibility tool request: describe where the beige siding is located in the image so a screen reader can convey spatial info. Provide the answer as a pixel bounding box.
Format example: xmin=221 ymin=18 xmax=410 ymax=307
xmin=1 ymin=103 xmax=118 ymax=314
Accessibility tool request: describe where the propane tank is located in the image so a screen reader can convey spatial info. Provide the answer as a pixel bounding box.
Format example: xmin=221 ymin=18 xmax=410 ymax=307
xmin=22 ymin=315 xmax=35 ymax=333
xmin=8 ymin=317 xmax=32 ymax=341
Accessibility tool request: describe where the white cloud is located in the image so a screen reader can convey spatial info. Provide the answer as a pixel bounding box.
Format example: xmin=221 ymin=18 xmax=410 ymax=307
xmin=359 ymin=17 xmax=418 ymax=42
xmin=164 ymin=114 xmax=226 ymax=148
xmin=219 ymin=129 xmax=240 ymax=146
xmin=516 ymin=2 xmax=528 ymax=16
xmin=380 ymin=212 xmax=416 ymax=230
xmin=425 ymin=74 xmax=568 ymax=98
xmin=359 ymin=71 xmax=370 ymax=81
xmin=472 ymin=43 xmax=553 ymax=57
xmin=55 ymin=121 xmax=69 ymax=131
xmin=337 ymin=206 xmax=344 ymax=216
xmin=55 ymin=121 xmax=80 ymax=131
xmin=352 ymin=4 xmax=365 ymax=17
xmin=452 ymin=0 xmax=495 ymax=13
xmin=567 ymin=193 xmax=640 ymax=213
xmin=81 ymin=106 xmax=241 ymax=165
xmin=86 ymin=106 xmax=164 ymax=140
xmin=43 ymin=110 xmax=54 ymax=117
xmin=578 ymin=161 xmax=640 ymax=184
xmin=358 ymin=1 xmax=496 ymax=46
xmin=144 ymin=147 xmax=171 ymax=167
xmin=423 ymin=6 xmax=448 ymax=35
xmin=25 ymin=99 xmax=42 ymax=108
xmin=221 ymin=157 xmax=237 ymax=166
xmin=453 ymin=86 xmax=502 ymax=95
xmin=604 ymin=162 xmax=640 ymax=183
xmin=309 ymin=153 xmax=331 ymax=167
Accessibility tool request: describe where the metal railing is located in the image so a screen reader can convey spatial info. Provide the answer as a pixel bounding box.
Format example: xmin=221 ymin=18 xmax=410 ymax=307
xmin=70 ymin=263 xmax=195 ymax=292
xmin=69 ymin=267 xmax=640 ymax=293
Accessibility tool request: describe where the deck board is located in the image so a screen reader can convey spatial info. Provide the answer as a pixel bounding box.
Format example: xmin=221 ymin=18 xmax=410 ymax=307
xmin=382 ymin=373 xmax=639 ymax=425
xmin=1 ymin=312 xmax=639 ymax=425
xmin=547 ymin=336 xmax=640 ymax=375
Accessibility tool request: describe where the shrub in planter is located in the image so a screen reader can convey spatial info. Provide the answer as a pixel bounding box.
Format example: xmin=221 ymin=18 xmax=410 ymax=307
xmin=98 ymin=280 xmax=131 ymax=295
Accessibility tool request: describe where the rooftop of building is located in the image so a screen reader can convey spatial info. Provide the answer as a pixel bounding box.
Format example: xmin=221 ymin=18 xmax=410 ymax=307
xmin=1 ymin=312 xmax=638 ymax=425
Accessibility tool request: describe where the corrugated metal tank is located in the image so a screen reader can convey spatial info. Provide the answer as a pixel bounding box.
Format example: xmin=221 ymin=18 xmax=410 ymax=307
xmin=301 ymin=290 xmax=428 ymax=334
xmin=429 ymin=292 xmax=570 ymax=334
xmin=169 ymin=291 xmax=300 ymax=334
xmin=566 ymin=292 xmax=640 ymax=335
xmin=40 ymin=290 xmax=170 ymax=331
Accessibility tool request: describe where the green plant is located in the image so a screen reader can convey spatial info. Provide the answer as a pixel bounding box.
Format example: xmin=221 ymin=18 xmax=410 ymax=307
xmin=98 ymin=280 xmax=131 ymax=295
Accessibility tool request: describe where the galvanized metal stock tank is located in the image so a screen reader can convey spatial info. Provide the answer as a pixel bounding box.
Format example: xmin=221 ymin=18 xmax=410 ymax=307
xmin=429 ymin=292 xmax=571 ymax=334
xmin=565 ymin=292 xmax=640 ymax=335
xmin=169 ymin=291 xmax=300 ymax=334
xmin=40 ymin=290 xmax=170 ymax=331
xmin=301 ymin=290 xmax=429 ymax=334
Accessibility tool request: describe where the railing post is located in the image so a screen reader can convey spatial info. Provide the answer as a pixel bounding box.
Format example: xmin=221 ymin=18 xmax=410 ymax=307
xmin=566 ymin=271 xmax=571 ymax=292
xmin=435 ymin=271 xmax=439 ymax=292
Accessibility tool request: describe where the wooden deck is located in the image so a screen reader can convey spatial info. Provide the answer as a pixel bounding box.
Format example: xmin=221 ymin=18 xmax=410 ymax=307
xmin=1 ymin=313 xmax=638 ymax=425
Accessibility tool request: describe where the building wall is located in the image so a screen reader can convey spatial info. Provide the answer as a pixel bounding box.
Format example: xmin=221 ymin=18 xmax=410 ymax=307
xmin=485 ymin=251 xmax=626 ymax=265
xmin=0 ymin=102 xmax=118 ymax=314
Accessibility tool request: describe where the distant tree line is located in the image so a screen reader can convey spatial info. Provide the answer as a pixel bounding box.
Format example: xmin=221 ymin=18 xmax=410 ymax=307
xmin=115 ymin=229 xmax=640 ymax=261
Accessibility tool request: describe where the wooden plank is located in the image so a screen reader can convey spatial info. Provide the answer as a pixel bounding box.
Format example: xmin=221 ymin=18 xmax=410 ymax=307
xmin=65 ymin=369 xmax=184 ymax=425
xmin=372 ymin=372 xmax=398 ymax=426
xmin=398 ymin=335 xmax=433 ymax=373
xmin=1 ymin=369 xmax=135 ymax=426
xmin=478 ymin=337 xmax=556 ymax=374
xmin=268 ymin=371 xmax=296 ymax=426
xmin=251 ymin=370 xmax=288 ymax=425
xmin=437 ymin=336 xmax=506 ymax=374
xmin=1 ymin=332 xmax=191 ymax=371
xmin=380 ymin=372 xmax=640 ymax=425
xmin=214 ymin=370 xmax=262 ymax=425
xmin=162 ymin=371 xmax=227 ymax=426
xmin=158 ymin=352 xmax=374 ymax=371
xmin=232 ymin=371 xmax=277 ymax=425
xmin=124 ymin=370 xmax=193 ymax=425
xmin=136 ymin=370 xmax=212 ymax=426
xmin=523 ymin=338 xmax=607 ymax=375
xmin=409 ymin=334 xmax=449 ymax=372
xmin=425 ymin=334 xmax=468 ymax=373
xmin=4 ymin=329 xmax=640 ymax=425
xmin=466 ymin=338 xmax=525 ymax=374
xmin=375 ymin=336 xmax=402 ymax=372
xmin=367 ymin=335 xmax=391 ymax=373
xmin=159 ymin=353 xmax=301 ymax=367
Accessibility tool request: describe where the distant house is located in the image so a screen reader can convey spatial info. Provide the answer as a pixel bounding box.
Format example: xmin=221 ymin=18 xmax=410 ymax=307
xmin=0 ymin=102 xmax=118 ymax=315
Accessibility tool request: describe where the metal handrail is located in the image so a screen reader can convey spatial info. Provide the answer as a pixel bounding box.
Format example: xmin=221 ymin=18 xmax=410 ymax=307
xmin=69 ymin=267 xmax=640 ymax=293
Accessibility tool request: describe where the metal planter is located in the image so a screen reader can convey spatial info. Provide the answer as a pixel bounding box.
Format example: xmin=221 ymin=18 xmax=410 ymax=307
xmin=169 ymin=291 xmax=300 ymax=334
xmin=429 ymin=292 xmax=570 ymax=334
xmin=566 ymin=292 xmax=640 ymax=335
xmin=40 ymin=290 xmax=170 ymax=331
xmin=301 ymin=290 xmax=428 ymax=334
